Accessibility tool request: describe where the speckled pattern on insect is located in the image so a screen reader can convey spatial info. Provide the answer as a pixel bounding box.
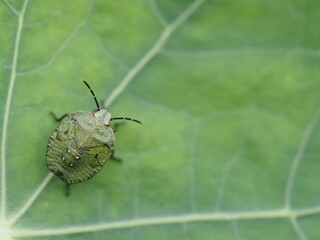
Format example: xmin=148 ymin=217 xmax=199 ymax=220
xmin=46 ymin=81 xmax=141 ymax=195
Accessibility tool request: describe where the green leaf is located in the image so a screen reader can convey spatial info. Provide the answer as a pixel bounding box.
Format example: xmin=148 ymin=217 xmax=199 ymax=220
xmin=1 ymin=0 xmax=320 ymax=239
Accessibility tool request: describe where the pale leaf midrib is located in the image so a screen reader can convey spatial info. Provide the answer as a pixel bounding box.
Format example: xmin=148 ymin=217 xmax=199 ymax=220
xmin=7 ymin=173 xmax=54 ymax=227
xmin=10 ymin=206 xmax=320 ymax=238
xmin=5 ymin=0 xmax=207 ymax=228
xmin=5 ymin=1 xmax=317 ymax=239
xmin=0 ymin=0 xmax=28 ymax=220
xmin=103 ymin=0 xmax=207 ymax=108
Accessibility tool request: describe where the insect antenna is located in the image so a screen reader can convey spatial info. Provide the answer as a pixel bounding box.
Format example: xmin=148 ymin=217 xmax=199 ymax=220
xmin=110 ymin=117 xmax=142 ymax=124
xmin=83 ymin=81 xmax=100 ymax=111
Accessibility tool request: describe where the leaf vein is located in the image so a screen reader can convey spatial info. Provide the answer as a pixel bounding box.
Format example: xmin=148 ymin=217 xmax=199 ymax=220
xmin=215 ymin=151 xmax=241 ymax=211
xmin=16 ymin=21 xmax=85 ymax=77
xmin=148 ymin=0 xmax=168 ymax=27
xmin=188 ymin=117 xmax=200 ymax=212
xmin=0 ymin=0 xmax=28 ymax=221
xmin=11 ymin=207 xmax=320 ymax=238
xmin=3 ymin=0 xmax=19 ymax=16
xmin=290 ymin=217 xmax=309 ymax=240
xmin=284 ymin=107 xmax=320 ymax=208
xmin=103 ymin=0 xmax=207 ymax=108
xmin=7 ymin=173 xmax=54 ymax=227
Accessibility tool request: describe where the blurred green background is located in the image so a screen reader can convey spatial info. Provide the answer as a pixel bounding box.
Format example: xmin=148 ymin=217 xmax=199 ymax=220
xmin=1 ymin=0 xmax=320 ymax=239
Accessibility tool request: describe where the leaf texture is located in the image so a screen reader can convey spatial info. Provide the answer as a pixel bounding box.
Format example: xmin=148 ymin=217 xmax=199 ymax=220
xmin=1 ymin=0 xmax=320 ymax=239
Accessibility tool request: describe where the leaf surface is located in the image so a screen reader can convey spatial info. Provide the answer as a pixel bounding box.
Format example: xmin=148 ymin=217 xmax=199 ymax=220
xmin=1 ymin=0 xmax=320 ymax=239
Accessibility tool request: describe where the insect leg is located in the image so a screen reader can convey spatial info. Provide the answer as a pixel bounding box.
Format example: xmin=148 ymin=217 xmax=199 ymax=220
xmin=66 ymin=184 xmax=71 ymax=197
xmin=110 ymin=150 xmax=122 ymax=162
xmin=112 ymin=122 xmax=125 ymax=133
xmin=50 ymin=111 xmax=68 ymax=122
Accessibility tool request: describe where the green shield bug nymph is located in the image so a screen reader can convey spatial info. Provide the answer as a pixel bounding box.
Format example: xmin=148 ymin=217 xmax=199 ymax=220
xmin=46 ymin=81 xmax=141 ymax=195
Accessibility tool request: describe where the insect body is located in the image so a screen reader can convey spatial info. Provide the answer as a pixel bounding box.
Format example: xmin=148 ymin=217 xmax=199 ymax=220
xmin=46 ymin=81 xmax=141 ymax=194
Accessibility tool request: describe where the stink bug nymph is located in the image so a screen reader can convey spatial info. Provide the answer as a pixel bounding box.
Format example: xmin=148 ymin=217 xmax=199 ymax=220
xmin=46 ymin=81 xmax=141 ymax=195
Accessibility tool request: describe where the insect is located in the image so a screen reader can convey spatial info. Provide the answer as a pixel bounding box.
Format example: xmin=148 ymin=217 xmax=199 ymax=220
xmin=46 ymin=81 xmax=141 ymax=196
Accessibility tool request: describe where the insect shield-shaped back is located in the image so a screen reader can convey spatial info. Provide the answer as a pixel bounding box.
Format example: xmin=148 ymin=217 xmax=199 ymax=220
xmin=46 ymin=110 xmax=115 ymax=184
xmin=46 ymin=81 xmax=142 ymax=195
